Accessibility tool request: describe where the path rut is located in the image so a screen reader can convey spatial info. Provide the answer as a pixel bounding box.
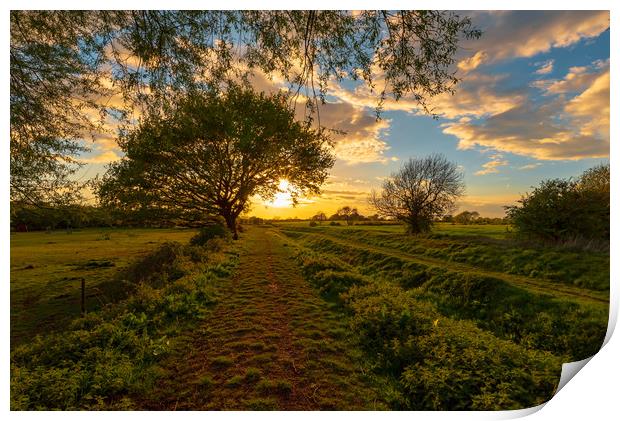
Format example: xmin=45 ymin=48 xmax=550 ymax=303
xmin=136 ymin=228 xmax=383 ymax=410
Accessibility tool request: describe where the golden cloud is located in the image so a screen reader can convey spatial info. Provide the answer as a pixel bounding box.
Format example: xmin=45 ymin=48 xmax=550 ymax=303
xmin=464 ymin=11 xmax=609 ymax=62
xmin=329 ymin=72 xmax=525 ymax=120
xmin=532 ymin=60 xmax=608 ymax=95
xmin=518 ymin=163 xmax=542 ymax=170
xmin=475 ymin=155 xmax=509 ymax=175
xmin=457 ymin=51 xmax=488 ymax=72
xmin=534 ymin=60 xmax=554 ymax=75
xmin=442 ymin=57 xmax=609 ymax=161
xmin=80 ymin=150 xmax=123 ymax=164
xmin=565 ymin=70 xmax=610 ymax=139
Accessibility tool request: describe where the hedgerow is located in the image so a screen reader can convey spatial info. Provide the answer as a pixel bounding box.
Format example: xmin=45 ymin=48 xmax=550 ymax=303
xmin=305 ymin=228 xmax=609 ymax=291
xmin=296 ymin=233 xmax=607 ymax=361
xmin=294 ymin=247 xmax=562 ymax=410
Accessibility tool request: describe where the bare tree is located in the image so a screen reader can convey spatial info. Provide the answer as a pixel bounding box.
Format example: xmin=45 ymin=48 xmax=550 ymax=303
xmin=369 ymin=154 xmax=465 ymax=234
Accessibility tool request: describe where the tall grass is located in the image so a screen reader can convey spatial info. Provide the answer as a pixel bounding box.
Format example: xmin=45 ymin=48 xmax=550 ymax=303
xmin=292 ymin=233 xmax=607 ymax=360
xmin=294 ymin=247 xmax=562 ymax=410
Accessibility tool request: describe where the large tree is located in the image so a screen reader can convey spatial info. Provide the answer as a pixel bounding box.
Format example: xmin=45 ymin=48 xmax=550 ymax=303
xmin=98 ymin=87 xmax=334 ymax=239
xmin=369 ymin=154 xmax=465 ymax=234
xmin=11 ymin=10 xmax=481 ymax=205
xmin=505 ymin=164 xmax=609 ymax=243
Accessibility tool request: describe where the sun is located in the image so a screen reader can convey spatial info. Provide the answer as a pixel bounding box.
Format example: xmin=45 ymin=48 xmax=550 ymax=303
xmin=265 ymin=179 xmax=294 ymax=208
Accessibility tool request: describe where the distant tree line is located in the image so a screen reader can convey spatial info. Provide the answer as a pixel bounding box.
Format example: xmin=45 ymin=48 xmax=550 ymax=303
xmin=441 ymin=211 xmax=509 ymax=225
xmin=310 ymin=207 xmax=386 ymax=225
xmin=10 ymin=202 xmax=205 ymax=231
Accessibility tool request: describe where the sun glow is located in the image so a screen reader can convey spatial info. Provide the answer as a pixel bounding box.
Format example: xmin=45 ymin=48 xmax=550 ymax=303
xmin=265 ymin=179 xmax=294 ymax=208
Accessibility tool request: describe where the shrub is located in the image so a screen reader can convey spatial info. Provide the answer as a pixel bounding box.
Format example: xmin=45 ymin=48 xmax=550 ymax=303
xmin=398 ymin=318 xmax=560 ymax=410
xmin=311 ymin=270 xmax=367 ymax=303
xmin=205 ymin=237 xmax=226 ymax=252
xmin=344 ymin=282 xmax=434 ymax=370
xmin=190 ymin=220 xmax=230 ymax=246
xmin=309 ymin=221 xmax=318 ymax=227
xmin=294 ymin=246 xmax=562 ymax=409
xmin=342 ymin=281 xmax=561 ymax=409
xmin=121 ymin=242 xmax=186 ymax=286
xmin=329 ymin=221 xmax=341 ymax=226
xmin=506 ymin=165 xmax=609 ymax=244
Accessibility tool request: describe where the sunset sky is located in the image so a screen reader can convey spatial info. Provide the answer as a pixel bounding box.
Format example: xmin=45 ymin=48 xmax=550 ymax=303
xmin=78 ymin=10 xmax=610 ymax=219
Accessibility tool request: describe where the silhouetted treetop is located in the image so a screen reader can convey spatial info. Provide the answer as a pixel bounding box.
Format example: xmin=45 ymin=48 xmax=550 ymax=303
xmin=11 ymin=10 xmax=480 ymax=205
xmin=98 ymin=86 xmax=334 ymax=239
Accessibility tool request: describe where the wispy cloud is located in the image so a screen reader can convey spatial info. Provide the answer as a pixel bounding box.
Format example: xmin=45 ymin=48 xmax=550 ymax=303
xmin=534 ymin=59 xmax=554 ymax=75
xmin=518 ymin=163 xmax=542 ymax=170
xmin=457 ymin=51 xmax=487 ymax=72
xmin=475 ymin=155 xmax=509 ymax=175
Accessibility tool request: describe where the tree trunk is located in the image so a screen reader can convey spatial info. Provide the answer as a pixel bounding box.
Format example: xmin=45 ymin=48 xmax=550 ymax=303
xmin=404 ymin=215 xmax=431 ymax=235
xmin=223 ymin=213 xmax=238 ymax=240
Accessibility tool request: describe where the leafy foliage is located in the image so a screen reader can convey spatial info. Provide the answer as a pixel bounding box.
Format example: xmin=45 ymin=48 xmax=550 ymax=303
xmin=98 ymin=87 xmax=334 ymax=239
xmin=11 ymin=10 xmax=480 ymax=206
xmin=506 ymin=164 xmax=609 ymax=244
xmin=294 ymin=247 xmax=562 ymax=410
xmin=11 ymin=239 xmax=238 ymax=409
xmin=288 ymin=228 xmax=607 ymax=360
xmin=190 ymin=218 xmax=231 ymax=246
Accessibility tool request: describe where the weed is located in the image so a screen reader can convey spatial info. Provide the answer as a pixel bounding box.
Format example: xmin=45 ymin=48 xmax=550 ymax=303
xmin=256 ymin=379 xmax=292 ymax=396
xmin=211 ymin=356 xmax=234 ymax=368
xmin=244 ymin=367 xmax=262 ymax=382
xmin=225 ymin=375 xmax=244 ymax=388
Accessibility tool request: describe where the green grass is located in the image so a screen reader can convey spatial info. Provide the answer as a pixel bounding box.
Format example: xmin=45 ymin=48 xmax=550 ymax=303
xmin=10 ymin=228 xmax=196 ymax=347
xmin=10 ymin=237 xmax=237 ymax=410
xmin=283 ymin=227 xmax=608 ymax=360
xmin=10 ymin=222 xmax=609 ymax=410
xmin=244 ymin=367 xmax=262 ymax=382
xmin=276 ymin=222 xmax=608 ymax=409
xmin=256 ymin=379 xmax=293 ymax=396
xmin=281 ymin=225 xmax=609 ymax=293
xmin=131 ymin=227 xmax=386 ymax=410
xmin=275 ymin=221 xmax=510 ymax=239
xmin=196 ymin=375 xmax=215 ymax=388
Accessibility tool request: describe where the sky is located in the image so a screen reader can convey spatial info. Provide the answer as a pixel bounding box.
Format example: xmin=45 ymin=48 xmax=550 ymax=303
xmin=77 ymin=10 xmax=610 ymax=219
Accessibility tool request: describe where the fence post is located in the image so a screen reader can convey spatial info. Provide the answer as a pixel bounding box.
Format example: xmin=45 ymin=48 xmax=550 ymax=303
xmin=81 ymin=279 xmax=85 ymax=316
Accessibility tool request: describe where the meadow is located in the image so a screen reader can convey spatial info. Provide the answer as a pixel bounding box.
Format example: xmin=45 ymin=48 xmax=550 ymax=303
xmin=10 ymin=223 xmax=609 ymax=410
xmin=10 ymin=228 xmax=196 ymax=347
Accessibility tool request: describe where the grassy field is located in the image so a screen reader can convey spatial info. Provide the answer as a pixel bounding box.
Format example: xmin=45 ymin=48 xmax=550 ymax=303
xmin=10 ymin=228 xmax=196 ymax=347
xmin=274 ymin=221 xmax=512 ymax=239
xmin=10 ymin=223 xmax=610 ymax=410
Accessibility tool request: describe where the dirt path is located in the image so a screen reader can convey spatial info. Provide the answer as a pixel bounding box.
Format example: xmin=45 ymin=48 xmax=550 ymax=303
xmin=286 ymin=229 xmax=608 ymax=305
xmin=137 ymin=228 xmax=384 ymax=410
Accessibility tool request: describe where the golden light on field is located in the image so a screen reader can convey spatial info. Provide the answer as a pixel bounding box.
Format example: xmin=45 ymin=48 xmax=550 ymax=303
xmin=265 ymin=179 xmax=294 ymax=208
